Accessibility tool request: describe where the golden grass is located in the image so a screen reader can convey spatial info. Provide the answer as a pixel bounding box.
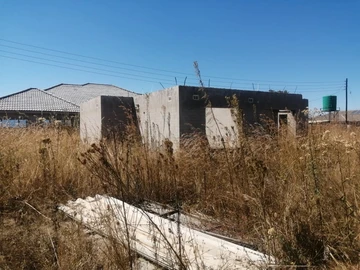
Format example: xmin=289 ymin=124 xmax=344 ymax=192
xmin=1 ymin=123 xmax=360 ymax=269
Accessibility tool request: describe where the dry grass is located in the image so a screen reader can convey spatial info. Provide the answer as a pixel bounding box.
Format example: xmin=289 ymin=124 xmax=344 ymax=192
xmin=0 ymin=127 xmax=109 ymax=270
xmin=1 ymin=123 xmax=360 ymax=269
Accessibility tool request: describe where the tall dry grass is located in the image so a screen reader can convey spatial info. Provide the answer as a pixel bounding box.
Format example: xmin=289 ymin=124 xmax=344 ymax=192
xmin=1 ymin=123 xmax=360 ymax=269
xmin=80 ymin=122 xmax=360 ymax=268
xmin=0 ymin=127 xmax=112 ymax=269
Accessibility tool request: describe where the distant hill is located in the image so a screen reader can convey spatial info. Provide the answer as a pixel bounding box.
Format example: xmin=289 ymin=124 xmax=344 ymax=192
xmin=310 ymin=110 xmax=360 ymax=123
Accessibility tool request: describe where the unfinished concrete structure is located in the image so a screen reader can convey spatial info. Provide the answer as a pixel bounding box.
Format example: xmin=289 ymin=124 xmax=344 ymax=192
xmin=79 ymin=85 xmax=308 ymax=148
xmin=133 ymin=86 xmax=308 ymax=149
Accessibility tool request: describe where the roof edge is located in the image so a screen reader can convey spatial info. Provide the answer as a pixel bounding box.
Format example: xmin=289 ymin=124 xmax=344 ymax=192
xmin=81 ymin=83 xmax=140 ymax=95
xmin=43 ymin=83 xmax=81 ymax=91
xmin=44 ymin=83 xmax=141 ymax=95
xmin=0 ymin=88 xmax=40 ymax=100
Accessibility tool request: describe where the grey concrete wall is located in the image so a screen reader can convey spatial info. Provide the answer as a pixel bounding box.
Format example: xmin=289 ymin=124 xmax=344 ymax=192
xmin=80 ymin=96 xmax=102 ymax=144
xmin=178 ymin=86 xmax=308 ymax=142
xmin=206 ymin=107 xmax=239 ymax=148
xmin=178 ymin=87 xmax=207 ymax=138
xmin=134 ymin=86 xmax=180 ymax=149
xmin=80 ymin=96 xmax=138 ymax=143
xmin=100 ymin=96 xmax=138 ymax=141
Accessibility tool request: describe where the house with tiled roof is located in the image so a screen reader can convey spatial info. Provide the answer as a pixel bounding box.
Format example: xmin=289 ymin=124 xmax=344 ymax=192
xmin=0 ymin=88 xmax=79 ymax=120
xmin=0 ymin=83 xmax=140 ymax=125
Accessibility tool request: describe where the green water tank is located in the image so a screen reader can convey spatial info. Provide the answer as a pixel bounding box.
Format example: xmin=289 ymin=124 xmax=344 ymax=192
xmin=322 ymin=95 xmax=337 ymax=112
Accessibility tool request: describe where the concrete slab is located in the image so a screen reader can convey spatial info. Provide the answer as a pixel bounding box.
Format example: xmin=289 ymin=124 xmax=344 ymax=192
xmin=59 ymin=195 xmax=275 ymax=269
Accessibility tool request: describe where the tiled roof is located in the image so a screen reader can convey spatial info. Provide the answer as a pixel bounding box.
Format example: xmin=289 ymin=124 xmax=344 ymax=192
xmin=45 ymin=83 xmax=140 ymax=105
xmin=0 ymin=83 xmax=140 ymax=114
xmin=0 ymin=88 xmax=80 ymax=112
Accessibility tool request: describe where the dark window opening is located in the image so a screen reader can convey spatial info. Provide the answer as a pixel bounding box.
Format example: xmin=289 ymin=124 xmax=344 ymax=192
xmin=192 ymin=95 xmax=200 ymax=100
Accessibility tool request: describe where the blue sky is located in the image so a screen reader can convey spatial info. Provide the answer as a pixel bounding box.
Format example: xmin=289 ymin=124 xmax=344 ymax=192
xmin=0 ymin=0 xmax=359 ymax=110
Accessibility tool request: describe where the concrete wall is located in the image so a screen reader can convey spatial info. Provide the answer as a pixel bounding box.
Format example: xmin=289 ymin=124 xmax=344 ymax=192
xmin=178 ymin=87 xmax=206 ymax=138
xmin=206 ymin=107 xmax=239 ymax=148
xmin=178 ymin=86 xmax=308 ymax=143
xmin=80 ymin=96 xmax=102 ymax=144
xmin=101 ymin=96 xmax=138 ymax=141
xmin=134 ymin=87 xmax=180 ymax=149
xmin=80 ymin=96 xmax=138 ymax=143
xmin=278 ymin=110 xmax=297 ymax=136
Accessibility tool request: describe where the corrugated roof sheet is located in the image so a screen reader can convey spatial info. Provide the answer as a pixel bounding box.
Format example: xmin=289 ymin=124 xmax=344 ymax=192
xmin=0 ymin=88 xmax=80 ymax=112
xmin=45 ymin=83 xmax=140 ymax=105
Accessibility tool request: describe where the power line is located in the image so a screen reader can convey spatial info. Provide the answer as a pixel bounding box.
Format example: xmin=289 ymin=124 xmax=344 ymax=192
xmin=0 ymin=49 xmax=179 ymax=83
xmin=1 ymin=49 xmax=346 ymax=92
xmin=0 ymin=52 xmax=245 ymax=89
xmin=240 ymin=84 xmax=344 ymax=89
xmin=1 ymin=44 xmax=345 ymax=87
xmin=197 ymin=83 xmax=343 ymax=92
xmin=0 ymin=44 xmax=185 ymax=79
xmin=0 ymin=38 xmax=189 ymax=75
xmin=0 ymin=54 xmax=174 ymax=85
xmin=0 ymin=47 xmax=344 ymax=90
xmin=0 ymin=38 xmax=344 ymax=85
xmin=294 ymin=87 xmax=345 ymax=93
xmin=309 ymin=88 xmax=345 ymax=102
xmin=1 ymin=52 xmax=345 ymax=95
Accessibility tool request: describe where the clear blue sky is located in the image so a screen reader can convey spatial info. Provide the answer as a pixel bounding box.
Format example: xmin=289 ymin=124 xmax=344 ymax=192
xmin=0 ymin=0 xmax=359 ymax=110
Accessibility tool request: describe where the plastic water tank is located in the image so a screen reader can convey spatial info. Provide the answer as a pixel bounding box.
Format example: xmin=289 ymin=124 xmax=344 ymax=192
xmin=322 ymin=96 xmax=337 ymax=112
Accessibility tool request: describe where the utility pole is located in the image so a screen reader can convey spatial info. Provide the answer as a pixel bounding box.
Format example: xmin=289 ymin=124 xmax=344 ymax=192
xmin=346 ymin=78 xmax=348 ymax=124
